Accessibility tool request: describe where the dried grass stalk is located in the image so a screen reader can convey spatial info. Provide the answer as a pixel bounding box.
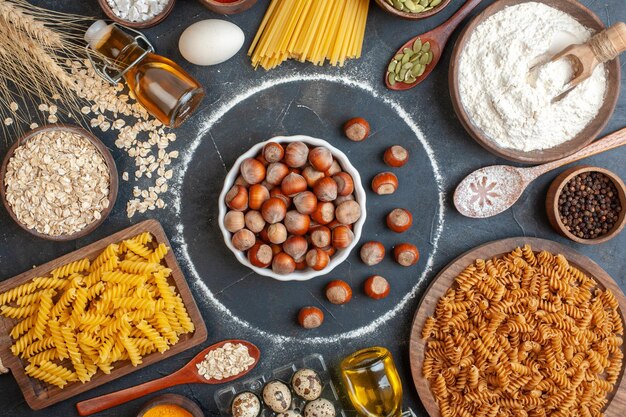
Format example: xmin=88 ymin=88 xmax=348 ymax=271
xmin=0 ymin=0 xmax=93 ymax=140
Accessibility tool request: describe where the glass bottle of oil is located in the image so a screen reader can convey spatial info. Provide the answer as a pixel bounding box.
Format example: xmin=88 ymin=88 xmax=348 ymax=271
xmin=340 ymin=347 xmax=403 ymax=417
xmin=84 ymin=20 xmax=204 ymax=128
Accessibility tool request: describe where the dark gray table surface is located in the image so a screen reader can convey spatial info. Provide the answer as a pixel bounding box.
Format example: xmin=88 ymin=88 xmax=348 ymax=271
xmin=1 ymin=0 xmax=625 ymax=416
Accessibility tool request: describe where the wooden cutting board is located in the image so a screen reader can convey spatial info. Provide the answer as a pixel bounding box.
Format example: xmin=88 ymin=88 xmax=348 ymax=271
xmin=0 ymin=219 xmax=208 ymax=410
xmin=409 ymin=237 xmax=626 ymax=417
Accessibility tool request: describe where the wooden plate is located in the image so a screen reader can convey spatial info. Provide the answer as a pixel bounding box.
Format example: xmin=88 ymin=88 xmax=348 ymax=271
xmin=0 ymin=219 xmax=208 ymax=410
xmin=409 ymin=237 xmax=626 ymax=417
xmin=448 ymin=0 xmax=621 ymax=164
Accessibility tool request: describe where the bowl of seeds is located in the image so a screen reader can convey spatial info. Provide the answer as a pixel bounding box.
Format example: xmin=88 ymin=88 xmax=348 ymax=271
xmin=0 ymin=124 xmax=118 ymax=241
xmin=546 ymin=166 xmax=626 ymax=245
xmin=374 ymin=0 xmax=451 ymax=19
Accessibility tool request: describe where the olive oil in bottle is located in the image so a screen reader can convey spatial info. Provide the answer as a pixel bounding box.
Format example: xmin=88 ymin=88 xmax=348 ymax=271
xmin=340 ymin=347 xmax=403 ymax=417
xmin=85 ymin=21 xmax=204 ymax=128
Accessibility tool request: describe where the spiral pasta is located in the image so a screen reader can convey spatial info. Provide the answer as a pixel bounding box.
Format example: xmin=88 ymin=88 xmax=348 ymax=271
xmin=422 ymin=244 xmax=623 ymax=417
xmin=0 ymin=232 xmax=194 ymax=390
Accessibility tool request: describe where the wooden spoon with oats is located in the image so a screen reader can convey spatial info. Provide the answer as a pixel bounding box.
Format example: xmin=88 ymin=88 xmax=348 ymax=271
xmin=76 ymin=340 xmax=260 ymax=416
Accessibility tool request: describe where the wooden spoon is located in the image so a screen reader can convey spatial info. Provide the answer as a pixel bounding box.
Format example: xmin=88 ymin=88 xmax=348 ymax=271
xmin=549 ymin=22 xmax=626 ymax=99
xmin=76 ymin=340 xmax=260 ymax=416
xmin=385 ymin=0 xmax=482 ymax=91
xmin=454 ymin=127 xmax=626 ymax=218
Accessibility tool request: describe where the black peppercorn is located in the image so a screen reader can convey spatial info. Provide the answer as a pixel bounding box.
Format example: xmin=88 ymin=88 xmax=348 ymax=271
xmin=558 ymin=172 xmax=622 ymax=239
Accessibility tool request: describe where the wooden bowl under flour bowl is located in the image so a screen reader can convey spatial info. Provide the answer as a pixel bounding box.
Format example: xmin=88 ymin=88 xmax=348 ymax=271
xmin=449 ymin=0 xmax=620 ymax=164
xmin=546 ymin=165 xmax=626 ymax=245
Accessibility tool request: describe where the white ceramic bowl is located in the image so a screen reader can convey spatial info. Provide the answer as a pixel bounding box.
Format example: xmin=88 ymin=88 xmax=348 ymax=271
xmin=218 ymin=135 xmax=367 ymax=281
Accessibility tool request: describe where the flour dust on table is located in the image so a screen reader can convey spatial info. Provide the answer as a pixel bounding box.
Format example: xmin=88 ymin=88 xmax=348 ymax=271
xmin=458 ymin=2 xmax=607 ymax=152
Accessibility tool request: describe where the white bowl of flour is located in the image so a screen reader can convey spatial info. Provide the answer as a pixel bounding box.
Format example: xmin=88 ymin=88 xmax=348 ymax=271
xmin=449 ymin=0 xmax=620 ymax=163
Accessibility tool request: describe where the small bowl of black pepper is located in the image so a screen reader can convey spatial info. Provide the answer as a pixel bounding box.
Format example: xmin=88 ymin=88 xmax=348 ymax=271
xmin=547 ymin=166 xmax=626 ymax=245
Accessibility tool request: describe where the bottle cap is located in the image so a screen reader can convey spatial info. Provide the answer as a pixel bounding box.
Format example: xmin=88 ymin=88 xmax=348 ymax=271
xmin=84 ymin=20 xmax=111 ymax=49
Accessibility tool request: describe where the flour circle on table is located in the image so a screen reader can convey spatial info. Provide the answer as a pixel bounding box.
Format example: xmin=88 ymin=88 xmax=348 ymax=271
xmin=172 ymin=74 xmax=445 ymax=345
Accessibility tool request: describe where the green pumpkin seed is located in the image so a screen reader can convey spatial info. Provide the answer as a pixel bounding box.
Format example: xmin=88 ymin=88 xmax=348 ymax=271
xmin=401 ymin=54 xmax=411 ymax=64
xmin=399 ymin=68 xmax=408 ymax=80
xmin=394 ymin=54 xmax=403 ymax=61
xmin=388 ymin=60 xmax=397 ymax=73
xmin=430 ymin=0 xmax=442 ymax=6
xmin=423 ymin=6 xmax=433 ymax=11
xmin=412 ymin=38 xmax=422 ymax=52
xmin=395 ymin=62 xmax=402 ymax=74
xmin=410 ymin=53 xmax=420 ymax=62
xmin=416 ymin=64 xmax=426 ymax=77
xmin=426 ymin=51 xmax=433 ymax=64
xmin=406 ymin=75 xmax=417 ymax=84
xmin=403 ymin=62 xmax=414 ymax=69
xmin=410 ymin=64 xmax=423 ymax=76
xmin=388 ymin=72 xmax=396 ymax=86
xmin=419 ymin=53 xmax=430 ymax=65
xmin=404 ymin=0 xmax=419 ymax=11
xmin=422 ymin=41 xmax=431 ymax=52
xmin=393 ymin=0 xmax=403 ymax=9
xmin=403 ymin=48 xmax=413 ymax=55
xmin=395 ymin=73 xmax=403 ymax=82
xmin=419 ymin=0 xmax=429 ymax=6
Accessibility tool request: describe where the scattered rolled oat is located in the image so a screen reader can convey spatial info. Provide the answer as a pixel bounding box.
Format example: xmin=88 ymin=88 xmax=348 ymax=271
xmin=4 ymin=129 xmax=110 ymax=236
xmin=196 ymin=343 xmax=256 ymax=381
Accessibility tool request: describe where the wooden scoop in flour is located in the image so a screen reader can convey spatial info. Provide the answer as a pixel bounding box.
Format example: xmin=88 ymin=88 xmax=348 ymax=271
xmin=544 ymin=22 xmax=625 ymax=99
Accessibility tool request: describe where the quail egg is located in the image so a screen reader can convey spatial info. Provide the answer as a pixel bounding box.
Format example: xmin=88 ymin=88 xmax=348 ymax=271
xmin=231 ymin=392 xmax=261 ymax=417
xmin=277 ymin=411 xmax=303 ymax=417
xmin=292 ymin=368 xmax=323 ymax=400
xmin=304 ymin=398 xmax=336 ymax=417
xmin=263 ymin=380 xmax=292 ymax=413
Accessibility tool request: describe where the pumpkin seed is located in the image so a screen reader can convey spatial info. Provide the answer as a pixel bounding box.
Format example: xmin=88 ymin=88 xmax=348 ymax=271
xmin=412 ymin=38 xmax=422 ymax=52
xmin=388 ymin=60 xmax=397 ymax=73
xmin=419 ymin=53 xmax=430 ymax=65
xmin=405 ymin=75 xmax=417 ymax=84
xmin=410 ymin=53 xmax=420 ymax=62
xmin=403 ymin=48 xmax=413 ymax=55
xmin=413 ymin=4 xmax=425 ymax=12
xmin=401 ymin=53 xmax=411 ymax=64
xmin=393 ymin=0 xmax=403 ymax=9
xmin=403 ymin=62 xmax=414 ymax=69
xmin=423 ymin=6 xmax=433 ymax=11
xmin=422 ymin=41 xmax=431 ymax=52
xmin=388 ymin=72 xmax=396 ymax=86
xmin=399 ymin=68 xmax=408 ymax=80
xmin=430 ymin=0 xmax=442 ymax=6
xmin=395 ymin=73 xmax=403 ymax=82
xmin=426 ymin=51 xmax=433 ymax=64
xmin=419 ymin=0 xmax=429 ymax=6
xmin=395 ymin=62 xmax=402 ymax=74
xmin=416 ymin=64 xmax=426 ymax=77
xmin=394 ymin=54 xmax=402 ymax=61
xmin=410 ymin=64 xmax=424 ymax=76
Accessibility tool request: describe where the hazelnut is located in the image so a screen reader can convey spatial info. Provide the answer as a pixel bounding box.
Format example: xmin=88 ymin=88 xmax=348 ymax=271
xmin=310 ymin=226 xmax=331 ymax=248
xmin=364 ymin=275 xmax=390 ymax=299
xmin=325 ymin=280 xmax=352 ymax=304
xmin=335 ymin=200 xmax=361 ymax=225
xmin=285 ymin=210 xmax=310 ymax=236
xmin=240 ymin=158 xmax=266 ymax=185
xmin=302 ymin=166 xmax=326 ymax=188
xmin=298 ymin=306 xmax=324 ymax=329
xmin=225 ymin=185 xmax=248 ymax=211
xmin=371 ymin=172 xmax=398 ymax=195
xmin=284 ymin=142 xmax=309 ymax=168
xmin=332 ymin=225 xmax=354 ymax=249
xmin=305 ymin=248 xmax=330 ymax=271
xmin=325 ymin=160 xmax=342 ymax=176
xmin=293 ymin=191 xmax=318 ymax=215
xmin=311 ymin=202 xmax=335 ymax=225
xmin=393 ymin=243 xmax=419 ymax=266
xmin=272 ymin=252 xmax=296 ymax=275
xmin=247 ymin=243 xmax=273 ymax=268
xmin=360 ymin=241 xmax=385 ymax=266
xmin=224 ymin=211 xmax=245 ymax=233
xmin=308 ymin=147 xmax=333 ymax=172
xmin=261 ymin=180 xmax=275 ymax=191
xmin=261 ymin=197 xmax=287 ymax=224
xmin=333 ymin=194 xmax=355 ymax=206
xmin=266 ymin=162 xmax=290 ymax=185
xmin=270 ymin=188 xmax=291 ymax=207
xmin=313 ymin=177 xmax=338 ymax=202
xmin=283 ymin=236 xmax=308 ymax=259
xmin=256 ymin=153 xmax=268 ymax=166
xmin=343 ymin=117 xmax=370 ymax=141
xmin=267 ymin=223 xmax=288 ymax=244
xmin=295 ymin=256 xmax=308 ymax=270
xmin=244 ymin=210 xmax=266 ymax=233
xmin=386 ymin=208 xmax=413 ymax=233
xmin=281 ymin=173 xmax=308 ymax=197
xmin=263 ymin=142 xmax=284 ymax=163
xmin=320 ymin=246 xmax=336 ymax=258
xmin=384 ymin=145 xmax=409 ymax=167
xmin=232 ymin=229 xmax=256 ymax=251
xmin=248 ymin=184 xmax=270 ymax=210
xmin=270 ymin=244 xmax=282 ymax=255
xmin=333 ymin=172 xmax=354 ymax=196
xmin=234 ymin=175 xmax=249 ymax=187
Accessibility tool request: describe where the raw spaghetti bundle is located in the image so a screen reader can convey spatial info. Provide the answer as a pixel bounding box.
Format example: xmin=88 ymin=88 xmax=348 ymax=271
xmin=248 ymin=0 xmax=369 ymax=70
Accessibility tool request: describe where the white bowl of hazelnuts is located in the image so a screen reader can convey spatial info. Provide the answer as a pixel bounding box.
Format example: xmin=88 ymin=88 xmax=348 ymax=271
xmin=218 ymin=135 xmax=367 ymax=281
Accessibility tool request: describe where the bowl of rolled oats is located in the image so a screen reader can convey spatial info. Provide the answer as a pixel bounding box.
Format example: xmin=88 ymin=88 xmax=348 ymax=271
xmin=0 ymin=124 xmax=118 ymax=240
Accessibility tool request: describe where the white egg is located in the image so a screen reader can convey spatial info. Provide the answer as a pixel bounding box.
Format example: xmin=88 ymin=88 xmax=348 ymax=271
xmin=178 ymin=19 xmax=244 ymax=66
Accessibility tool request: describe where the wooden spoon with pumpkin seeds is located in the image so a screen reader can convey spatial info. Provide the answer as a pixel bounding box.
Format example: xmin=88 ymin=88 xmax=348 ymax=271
xmin=385 ymin=0 xmax=483 ymax=91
